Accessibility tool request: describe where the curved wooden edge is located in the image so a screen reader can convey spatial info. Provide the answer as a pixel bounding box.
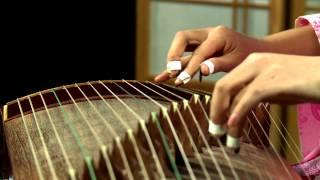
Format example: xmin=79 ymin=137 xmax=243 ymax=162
xmin=3 ymin=80 xmax=210 ymax=122
xmin=3 ymin=105 xmax=7 ymax=122
xmin=4 ymin=80 xmax=129 ymax=106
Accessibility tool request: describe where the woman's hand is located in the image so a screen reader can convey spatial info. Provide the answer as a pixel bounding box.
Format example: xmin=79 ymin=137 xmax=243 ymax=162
xmin=210 ymin=53 xmax=320 ymax=143
xmin=154 ymin=25 xmax=320 ymax=86
xmin=154 ymin=26 xmax=266 ymax=85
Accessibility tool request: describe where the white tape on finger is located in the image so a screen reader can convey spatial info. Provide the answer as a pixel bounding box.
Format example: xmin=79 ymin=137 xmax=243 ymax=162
xmin=177 ymin=71 xmax=191 ymax=84
xmin=208 ymin=121 xmax=226 ymax=136
xmin=226 ymin=134 xmax=240 ymax=149
xmin=202 ymin=59 xmax=215 ymax=74
xmin=167 ymin=61 xmax=182 ymax=71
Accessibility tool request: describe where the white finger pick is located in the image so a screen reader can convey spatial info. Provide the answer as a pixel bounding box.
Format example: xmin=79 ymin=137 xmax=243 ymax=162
xmin=167 ymin=61 xmax=182 ymax=71
xmin=177 ymin=71 xmax=191 ymax=84
xmin=202 ymin=59 xmax=215 ymax=74
xmin=208 ymin=121 xmax=226 ymax=136
xmin=226 ymin=134 xmax=240 ymax=149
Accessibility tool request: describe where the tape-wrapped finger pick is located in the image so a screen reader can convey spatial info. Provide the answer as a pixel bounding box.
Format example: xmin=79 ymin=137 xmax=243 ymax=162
xmin=176 ymin=71 xmax=191 ymax=84
xmin=201 ymin=59 xmax=215 ymax=74
xmin=167 ymin=61 xmax=182 ymax=72
xmin=208 ymin=121 xmax=226 ymax=136
xmin=226 ymin=134 xmax=240 ymax=151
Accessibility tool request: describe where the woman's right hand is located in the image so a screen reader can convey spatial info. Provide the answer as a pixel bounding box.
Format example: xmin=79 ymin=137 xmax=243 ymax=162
xmin=154 ymin=26 xmax=266 ymax=86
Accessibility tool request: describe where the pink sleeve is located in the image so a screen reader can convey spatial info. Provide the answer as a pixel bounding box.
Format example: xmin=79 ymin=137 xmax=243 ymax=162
xmin=295 ymin=14 xmax=320 ymax=43
xmin=294 ymin=14 xmax=320 ymax=178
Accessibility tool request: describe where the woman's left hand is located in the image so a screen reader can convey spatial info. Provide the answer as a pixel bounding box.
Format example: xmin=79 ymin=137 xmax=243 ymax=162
xmin=210 ymin=53 xmax=320 ymax=138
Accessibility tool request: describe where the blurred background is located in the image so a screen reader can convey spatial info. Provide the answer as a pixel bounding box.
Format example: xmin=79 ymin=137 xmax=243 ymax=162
xmin=1 ymin=0 xmax=319 ymax=167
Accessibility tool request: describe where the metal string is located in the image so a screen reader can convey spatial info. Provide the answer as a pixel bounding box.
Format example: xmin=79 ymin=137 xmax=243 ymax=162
xmin=51 ymin=89 xmax=97 ymax=180
xmin=75 ymin=83 xmax=150 ymax=180
xmin=249 ymin=110 xmax=293 ymax=179
xmin=39 ymin=92 xmax=77 ymax=180
xmin=27 ymin=96 xmax=58 ymax=180
xmin=121 ymin=81 xmax=213 ymax=179
xmin=261 ymin=104 xmax=302 ymax=162
xmin=72 ymin=84 xmax=135 ymax=180
xmin=94 ymin=81 xmax=167 ymax=179
xmin=146 ymin=81 xmax=241 ymax=179
xmin=109 ymin=81 xmax=183 ymax=179
xmin=259 ymin=104 xmax=311 ymax=180
xmin=159 ymin=82 xmax=295 ymax=178
xmin=169 ymin=83 xmax=290 ymax=179
xmin=135 ymin=81 xmax=222 ymax=180
xmin=241 ymin=129 xmax=269 ymax=180
xmin=17 ymin=98 xmax=44 ymax=180
xmin=63 ymin=86 xmax=117 ymax=180
xmin=99 ymin=81 xmax=171 ymax=179
xmin=122 ymin=80 xmax=203 ymax=180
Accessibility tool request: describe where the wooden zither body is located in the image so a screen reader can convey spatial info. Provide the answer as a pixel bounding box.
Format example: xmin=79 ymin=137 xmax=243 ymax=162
xmin=1 ymin=80 xmax=300 ymax=179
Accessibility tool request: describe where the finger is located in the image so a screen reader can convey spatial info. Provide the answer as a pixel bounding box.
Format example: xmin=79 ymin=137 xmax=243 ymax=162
xmin=175 ymin=40 xmax=221 ymax=85
xmin=166 ymin=30 xmax=206 ymax=78
xmin=154 ymin=71 xmax=170 ymax=82
xmin=227 ymin=83 xmax=268 ymax=138
xmin=175 ymin=29 xmax=232 ymax=85
xmin=209 ymin=61 xmax=258 ymax=136
xmin=154 ymin=55 xmax=192 ymax=82
xmin=167 ymin=55 xmax=191 ymax=78
xmin=167 ymin=29 xmax=208 ymax=61
xmin=200 ymin=53 xmax=239 ymax=76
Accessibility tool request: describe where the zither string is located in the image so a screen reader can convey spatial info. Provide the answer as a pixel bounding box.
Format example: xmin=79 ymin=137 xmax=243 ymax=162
xmin=39 ymin=92 xmax=76 ymax=180
xmin=249 ymin=110 xmax=293 ymax=179
xmin=151 ymin=82 xmax=284 ymax=179
xmin=51 ymin=89 xmax=97 ymax=180
xmin=17 ymin=98 xmax=44 ymax=180
xmin=110 ymin=81 xmax=183 ymax=179
xmin=134 ymin=81 xmax=226 ymax=180
xmin=261 ymin=104 xmax=303 ymax=162
xmin=27 ymin=96 xmax=58 ymax=180
xmin=258 ymin=104 xmax=310 ymax=180
xmin=147 ymin=81 xmax=244 ymax=180
xmin=241 ymin=129 xmax=269 ymax=180
xmin=93 ymin=81 xmax=167 ymax=179
xmin=121 ymin=80 xmax=200 ymax=180
xmin=74 ymin=83 xmax=149 ymax=180
xmin=120 ymin=81 xmax=213 ymax=180
xmin=71 ymin=84 xmax=134 ymax=180
xmin=63 ymin=86 xmax=117 ymax=180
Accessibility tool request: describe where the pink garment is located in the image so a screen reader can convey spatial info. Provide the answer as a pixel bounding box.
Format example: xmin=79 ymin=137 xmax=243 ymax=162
xmin=295 ymin=14 xmax=320 ymax=177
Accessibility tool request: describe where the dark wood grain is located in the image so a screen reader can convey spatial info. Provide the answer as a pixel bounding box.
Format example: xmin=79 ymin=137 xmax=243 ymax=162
xmin=0 ymin=111 xmax=12 ymax=179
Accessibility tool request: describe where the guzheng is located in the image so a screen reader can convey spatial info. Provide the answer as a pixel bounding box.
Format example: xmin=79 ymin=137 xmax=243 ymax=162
xmin=0 ymin=80 xmax=301 ymax=179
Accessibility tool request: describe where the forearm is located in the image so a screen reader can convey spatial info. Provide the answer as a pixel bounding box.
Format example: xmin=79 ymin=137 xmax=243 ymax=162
xmin=261 ymin=25 xmax=320 ymax=56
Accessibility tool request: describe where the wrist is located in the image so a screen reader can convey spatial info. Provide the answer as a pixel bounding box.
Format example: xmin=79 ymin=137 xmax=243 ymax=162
xmin=260 ymin=26 xmax=320 ymax=55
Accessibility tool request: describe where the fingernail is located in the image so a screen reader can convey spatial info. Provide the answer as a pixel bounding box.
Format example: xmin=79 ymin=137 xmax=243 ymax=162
xmin=176 ymin=71 xmax=191 ymax=84
xmin=167 ymin=61 xmax=182 ymax=71
xmin=208 ymin=121 xmax=226 ymax=136
xmin=227 ymin=113 xmax=238 ymax=127
xmin=226 ymin=134 xmax=240 ymax=149
xmin=201 ymin=59 xmax=215 ymax=74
